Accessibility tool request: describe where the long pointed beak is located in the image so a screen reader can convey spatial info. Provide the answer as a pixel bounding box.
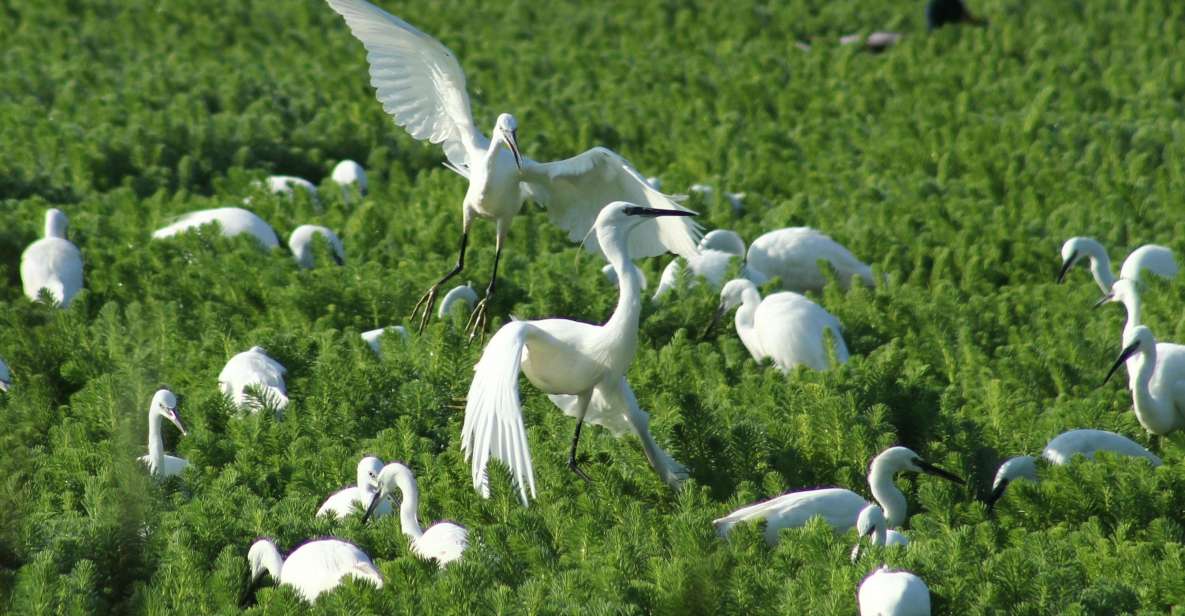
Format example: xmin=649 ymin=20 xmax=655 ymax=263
xmin=702 ymin=303 xmax=727 ymax=339
xmin=1056 ymin=253 xmax=1077 ymax=283
xmin=915 ymin=460 xmax=965 ymax=485
xmin=1104 ymin=340 xmax=1142 ymax=385
xmin=362 ymin=490 xmax=385 ymax=523
xmin=1093 ymin=293 xmax=1114 ymax=309
xmin=506 ymin=130 xmax=522 ymax=170
xmin=167 ymin=409 xmax=188 ymax=436
xmin=849 ymin=526 xmax=877 ymax=563
xmin=985 ymin=480 xmax=1008 ymax=514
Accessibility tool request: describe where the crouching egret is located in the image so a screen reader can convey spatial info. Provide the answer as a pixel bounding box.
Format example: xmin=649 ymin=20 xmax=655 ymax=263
xmin=289 ymin=225 xmax=345 ymax=268
xmin=439 ymin=284 xmax=479 ymax=319
xmin=745 ymin=227 xmax=874 ymax=293
xmin=859 ymin=565 xmax=931 ymax=616
xmin=326 ymin=0 xmax=701 ymax=337
xmin=364 ymin=463 xmax=468 ymax=566
xmin=988 ymin=429 xmax=1160 ymax=510
xmin=21 ymin=208 xmax=83 ymax=308
xmin=153 ymin=207 xmax=280 ymax=249
xmin=652 ymin=230 xmax=767 ymax=301
xmin=461 ymin=202 xmax=696 ymax=505
xmin=318 ymin=456 xmax=391 ymax=520
xmin=1057 ymin=237 xmax=1177 ymax=294
xmin=137 ymin=389 xmax=189 ymax=478
xmin=246 ymin=538 xmax=383 ymax=604
xmin=331 ymin=160 xmax=368 ymax=199
xmin=1104 ymin=325 xmax=1185 ymax=436
xmin=362 ymin=326 xmax=409 ymax=354
xmin=266 ymin=175 xmax=319 ymax=199
xmin=850 ymin=504 xmax=908 ymax=563
xmin=708 ymin=278 xmax=848 ymax=372
xmin=0 ymin=358 xmax=9 ymax=392
xmin=219 ymin=346 xmax=289 ymax=411
xmin=713 ymin=446 xmax=962 ymax=544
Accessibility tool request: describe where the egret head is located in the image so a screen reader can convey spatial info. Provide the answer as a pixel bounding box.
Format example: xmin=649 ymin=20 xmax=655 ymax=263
xmin=1105 ymin=325 xmax=1155 ymax=385
xmin=495 ymin=113 xmax=521 ymax=170
xmin=850 ymin=504 xmax=887 ymax=563
xmin=592 ymin=201 xmax=697 ymax=256
xmin=876 ymin=446 xmax=965 ymax=484
xmin=699 ymin=229 xmax=747 ymax=257
xmin=45 ymin=208 xmax=69 ymax=239
xmin=702 ymin=279 xmax=757 ymax=338
xmin=363 ymin=462 xmax=415 ymax=523
xmin=152 ymin=389 xmax=186 ymax=436
xmin=247 ymin=539 xmax=283 ymax=583
xmin=1095 ymin=278 xmax=1139 ymax=310
xmin=357 ymin=456 xmax=385 ymax=492
xmin=986 ymin=455 xmax=1038 ymax=513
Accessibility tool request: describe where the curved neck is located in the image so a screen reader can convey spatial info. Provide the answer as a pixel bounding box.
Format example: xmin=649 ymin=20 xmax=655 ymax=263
xmin=397 ymin=475 xmax=424 ymax=540
xmin=868 ymin=461 xmax=908 ymax=528
xmin=1130 ymin=345 xmax=1178 ymax=434
xmin=1120 ymin=292 xmax=1142 ymax=337
xmin=601 ymin=227 xmax=642 ymax=345
xmin=147 ymin=410 xmax=164 ymax=470
xmin=733 ymin=288 xmax=763 ymax=358
xmin=872 ymin=524 xmax=887 ymax=546
xmin=1087 ymin=253 xmax=1115 ymax=292
xmin=257 ymin=543 xmax=284 ymax=580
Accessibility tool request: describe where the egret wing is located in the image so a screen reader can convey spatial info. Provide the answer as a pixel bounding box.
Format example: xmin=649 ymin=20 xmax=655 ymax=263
xmin=327 ymin=0 xmax=486 ymax=171
xmin=521 ymin=147 xmax=701 ymax=260
xmin=417 ymin=522 xmax=469 ymax=565
xmin=283 ymin=540 xmax=383 ymax=602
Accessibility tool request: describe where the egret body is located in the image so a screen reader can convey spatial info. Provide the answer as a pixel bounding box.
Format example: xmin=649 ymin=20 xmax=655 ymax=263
xmin=153 ymin=207 xmax=280 ymax=249
xmin=364 ymin=462 xmax=468 ymax=566
xmin=289 ymin=225 xmax=345 ymax=268
xmin=318 ymin=456 xmax=391 ymax=520
xmin=137 ymin=389 xmax=189 ymax=478
xmin=745 ymin=227 xmax=874 ymax=293
xmin=1104 ymin=325 xmax=1185 ymax=436
xmin=21 ymin=208 xmax=83 ymax=308
xmin=246 ymin=538 xmax=383 ymax=603
xmin=219 ymin=346 xmax=289 ymax=411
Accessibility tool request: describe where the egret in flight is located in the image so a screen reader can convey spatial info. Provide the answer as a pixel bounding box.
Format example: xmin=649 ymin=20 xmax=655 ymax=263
xmin=246 ymin=538 xmax=383 ymax=604
xmin=461 ymin=202 xmax=695 ymax=505
xmin=326 ymin=0 xmax=701 ymax=336
xmin=137 ymin=389 xmax=189 ymax=479
xmin=746 ymin=227 xmax=875 ymax=293
xmin=1057 ymin=237 xmax=1177 ymax=294
xmin=318 ymin=456 xmax=391 ymax=520
xmin=21 ymin=208 xmax=83 ymax=308
xmin=1105 ymin=325 xmax=1185 ymax=436
xmin=363 ymin=462 xmax=468 ymax=567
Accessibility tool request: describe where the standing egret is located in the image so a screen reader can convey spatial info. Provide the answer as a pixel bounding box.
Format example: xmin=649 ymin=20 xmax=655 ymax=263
xmin=708 ymin=279 xmax=849 ymax=373
xmin=1104 ymin=325 xmax=1185 ymax=436
xmin=246 ymin=538 xmax=383 ymax=603
xmin=713 ymin=446 xmax=963 ymax=544
xmin=326 ymin=0 xmax=701 ymax=336
xmin=1057 ymin=237 xmax=1177 ymax=294
xmin=0 ymin=358 xmax=10 ymax=392
xmin=318 ymin=456 xmax=392 ymax=520
xmin=266 ymin=175 xmax=319 ymax=199
xmin=137 ymin=389 xmax=189 ymax=478
xmin=850 ymin=504 xmax=908 ymax=563
xmin=362 ymin=326 xmax=409 ymax=355
xmin=363 ymin=462 xmax=468 ymax=567
xmin=461 ymin=202 xmax=696 ymax=505
xmin=652 ymin=230 xmax=767 ymax=301
xmin=746 ymin=227 xmax=875 ymax=293
xmin=219 ymin=346 xmax=289 ymax=411
xmin=21 ymin=208 xmax=83 ymax=308
xmin=153 ymin=207 xmax=280 ymax=249
xmin=858 ymin=565 xmax=932 ymax=616
xmin=289 ymin=225 xmax=345 ymax=268
xmin=331 ymin=159 xmax=368 ymax=199
xmin=987 ymin=429 xmax=1160 ymax=510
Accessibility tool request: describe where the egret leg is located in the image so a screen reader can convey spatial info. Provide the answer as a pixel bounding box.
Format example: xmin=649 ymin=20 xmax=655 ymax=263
xmin=567 ymin=392 xmax=593 ymax=482
xmin=613 ymin=380 xmax=689 ymax=489
xmin=410 ymin=230 xmax=469 ymax=332
xmin=466 ymin=223 xmax=507 ymax=343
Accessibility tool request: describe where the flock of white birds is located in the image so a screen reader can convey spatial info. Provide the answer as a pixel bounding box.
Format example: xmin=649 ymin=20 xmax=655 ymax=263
xmin=7 ymin=0 xmax=1177 ymax=613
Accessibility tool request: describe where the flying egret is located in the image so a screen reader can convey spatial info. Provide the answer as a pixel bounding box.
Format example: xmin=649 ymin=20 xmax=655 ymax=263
xmin=266 ymin=175 xmax=319 ymax=199
xmin=331 ymin=159 xmax=368 ymax=199
xmin=461 ymin=202 xmax=695 ymax=505
xmin=708 ymin=278 xmax=849 ymax=373
xmin=153 ymin=207 xmax=280 ymax=249
xmin=0 ymin=358 xmax=10 ymax=392
xmin=987 ymin=429 xmax=1160 ymax=511
xmin=439 ymin=283 xmax=479 ymax=319
xmin=219 ymin=346 xmax=289 ymax=412
xmin=858 ymin=565 xmax=932 ymax=616
xmin=326 ymin=0 xmax=701 ymax=336
xmin=137 ymin=389 xmax=189 ymax=478
xmin=1057 ymin=237 xmax=1177 ymax=294
xmin=289 ymin=225 xmax=345 ymax=268
xmin=652 ymin=230 xmax=767 ymax=301
xmin=21 ymin=208 xmax=83 ymax=308
xmin=363 ymin=462 xmax=468 ymax=567
xmin=745 ymin=227 xmax=875 ymax=293
xmin=246 ymin=538 xmax=383 ymax=604
xmin=318 ymin=456 xmax=392 ymax=520
xmin=362 ymin=326 xmax=409 ymax=355
xmin=849 ymin=504 xmax=908 ymax=563
xmin=1104 ymin=325 xmax=1185 ymax=436
xmin=713 ymin=446 xmax=963 ymax=544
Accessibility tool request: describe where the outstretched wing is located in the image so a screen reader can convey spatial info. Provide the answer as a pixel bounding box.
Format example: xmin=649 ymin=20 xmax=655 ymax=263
xmin=326 ymin=0 xmax=487 ymax=171
xmin=521 ymin=147 xmax=702 ymax=260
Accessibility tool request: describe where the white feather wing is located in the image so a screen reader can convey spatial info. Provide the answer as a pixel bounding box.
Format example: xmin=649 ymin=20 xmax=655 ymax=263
xmin=282 ymin=539 xmax=383 ymax=602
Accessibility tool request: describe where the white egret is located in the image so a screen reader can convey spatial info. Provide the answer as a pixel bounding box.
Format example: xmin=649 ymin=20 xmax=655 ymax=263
xmin=708 ymin=279 xmax=849 ymax=373
xmin=0 ymin=358 xmax=9 ymax=392
xmin=713 ymin=446 xmax=963 ymax=544
xmin=601 ymin=263 xmax=649 ymax=290
xmin=318 ymin=456 xmax=391 ymax=520
xmin=1096 ymin=278 xmax=1145 ymax=341
xmin=438 ymin=283 xmax=479 ymax=319
xmin=326 ymin=0 xmax=701 ymax=335
xmin=137 ymin=389 xmax=189 ymax=478
xmin=363 ymin=462 xmax=468 ymax=567
xmin=652 ymin=230 xmax=767 ymax=301
xmin=745 ymin=227 xmax=875 ymax=293
xmin=849 ymin=504 xmax=908 ymax=563
xmin=461 ymin=202 xmax=695 ymax=505
xmin=219 ymin=346 xmax=289 ymax=411
xmin=266 ymin=175 xmax=319 ymax=199
xmin=152 ymin=207 xmax=280 ymax=249
xmin=858 ymin=565 xmax=932 ymax=616
xmin=331 ymin=159 xmax=368 ymax=199
xmin=361 ymin=326 xmax=409 ymax=354
xmin=1057 ymin=237 xmax=1177 ymax=294
xmin=987 ymin=429 xmax=1160 ymax=510
xmin=1104 ymin=325 xmax=1185 ymax=436
xmin=288 ymin=225 xmax=345 ymax=268
xmin=21 ymin=208 xmax=83 ymax=308
xmin=246 ymin=538 xmax=383 ymax=603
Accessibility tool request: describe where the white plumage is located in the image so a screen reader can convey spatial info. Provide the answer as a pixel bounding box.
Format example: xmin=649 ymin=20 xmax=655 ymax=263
xmin=438 ymin=283 xmax=479 ymax=319
xmin=331 ymin=159 xmax=368 ymax=198
xmin=152 ymin=207 xmax=280 ymax=249
xmin=137 ymin=389 xmax=189 ymax=478
xmin=0 ymin=358 xmax=10 ymax=392
xmin=218 ymin=346 xmax=289 ymax=412
xmin=1104 ymin=325 xmax=1185 ymax=436
xmin=746 ymin=227 xmax=874 ymax=293
xmin=318 ymin=456 xmax=392 ymax=520
xmin=288 ymin=225 xmax=345 ymax=268
xmin=21 ymin=208 xmax=83 ymax=308
xmin=652 ymin=229 xmax=767 ymax=301
xmin=859 ymin=566 xmax=931 ymax=616
xmin=266 ymin=175 xmax=319 ymax=199
xmin=713 ymin=278 xmax=848 ymax=372
xmin=1057 ymin=236 xmax=1177 ymax=293
xmin=364 ymin=462 xmax=468 ymax=567
xmin=247 ymin=538 xmax=383 ymax=603
xmin=361 ymin=326 xmax=409 ymax=354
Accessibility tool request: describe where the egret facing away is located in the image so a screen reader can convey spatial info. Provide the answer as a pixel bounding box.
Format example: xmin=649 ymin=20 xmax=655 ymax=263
xmin=746 ymin=227 xmax=875 ymax=293
xmin=326 ymin=0 xmax=701 ymax=336
xmin=709 ymin=279 xmax=849 ymax=373
xmin=153 ymin=207 xmax=280 ymax=249
xmin=0 ymin=358 xmax=9 ymax=392
xmin=21 ymin=208 xmax=83 ymax=308
xmin=247 ymin=538 xmax=383 ymax=603
xmin=219 ymin=346 xmax=289 ymax=412
xmin=462 ymin=202 xmax=695 ymax=505
xmin=1104 ymin=325 xmax=1185 ymax=436
xmin=1057 ymin=237 xmax=1177 ymax=294
xmin=137 ymin=389 xmax=189 ymax=478
xmin=318 ymin=456 xmax=391 ymax=520
xmin=858 ymin=565 xmax=932 ymax=616
xmin=362 ymin=326 xmax=409 ymax=355
xmin=438 ymin=283 xmax=479 ymax=319
xmin=652 ymin=230 xmax=767 ymax=301
xmin=289 ymin=225 xmax=345 ymax=268
xmin=713 ymin=446 xmax=963 ymax=544
xmin=850 ymin=504 xmax=909 ymax=563
xmin=987 ymin=429 xmax=1161 ymax=511
xmin=331 ymin=159 xmax=368 ymax=199
xmin=266 ymin=175 xmax=319 ymax=199
xmin=363 ymin=462 xmax=468 ymax=567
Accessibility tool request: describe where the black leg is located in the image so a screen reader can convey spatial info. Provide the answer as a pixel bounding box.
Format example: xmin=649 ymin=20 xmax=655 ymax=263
xmin=465 ymin=241 xmax=502 ymax=343
xmin=411 ymin=231 xmax=468 ymax=331
xmin=567 ymin=417 xmax=593 ymax=483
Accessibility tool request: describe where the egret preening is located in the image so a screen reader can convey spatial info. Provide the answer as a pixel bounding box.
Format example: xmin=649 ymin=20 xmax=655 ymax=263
xmin=745 ymin=227 xmax=875 ymax=293
xmin=219 ymin=346 xmax=289 ymax=412
xmin=987 ymin=429 xmax=1160 ymax=511
xmin=858 ymin=565 xmax=932 ymax=616
xmin=153 ymin=207 xmax=280 ymax=249
xmin=439 ymin=283 xmax=479 ymax=319
xmin=362 ymin=326 xmax=409 ymax=354
xmin=461 ymin=202 xmax=695 ymax=505
xmin=850 ymin=504 xmax=908 ymax=563
xmin=363 ymin=462 xmax=468 ymax=567
xmin=21 ymin=208 xmax=83 ymax=308
xmin=708 ymin=278 xmax=849 ymax=373
xmin=326 ymin=0 xmax=701 ymax=336
xmin=1057 ymin=237 xmax=1177 ymax=294
xmin=137 ymin=389 xmax=189 ymax=478
xmin=288 ymin=225 xmax=345 ymax=268
xmin=246 ymin=538 xmax=383 ymax=604
xmin=266 ymin=175 xmax=319 ymax=199
xmin=331 ymin=159 xmax=368 ymax=199
xmin=713 ymin=446 xmax=962 ymax=544
xmin=318 ymin=456 xmax=391 ymax=520
xmin=1104 ymin=325 xmax=1185 ymax=436
xmin=652 ymin=230 xmax=767 ymax=301
xmin=0 ymin=358 xmax=9 ymax=392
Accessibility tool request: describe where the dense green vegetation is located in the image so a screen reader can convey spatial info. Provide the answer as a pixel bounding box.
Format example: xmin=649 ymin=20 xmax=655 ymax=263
xmin=4 ymin=0 xmax=1185 ymax=613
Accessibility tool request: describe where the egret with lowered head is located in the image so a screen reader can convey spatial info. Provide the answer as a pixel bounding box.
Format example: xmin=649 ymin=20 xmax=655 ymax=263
xmin=246 ymin=538 xmax=383 ymax=604
xmin=363 ymin=462 xmax=468 ymax=567
xmin=1057 ymin=237 xmax=1177 ymax=294
xmin=317 ymin=456 xmax=391 ymax=520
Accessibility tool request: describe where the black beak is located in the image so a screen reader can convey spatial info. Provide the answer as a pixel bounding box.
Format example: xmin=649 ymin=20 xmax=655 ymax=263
xmin=850 ymin=526 xmax=876 ymax=563
xmin=985 ymin=480 xmax=1008 ymax=515
xmin=173 ymin=413 xmax=188 ymax=437
xmin=362 ymin=490 xmax=385 ymax=523
xmin=1104 ymin=340 xmax=1142 ymax=385
xmin=1093 ymin=293 xmax=1114 ymax=309
xmin=621 ymin=206 xmax=699 ymax=218
xmin=506 ymin=129 xmax=522 ymax=170
xmin=702 ymin=303 xmax=726 ymax=339
xmin=1056 ymin=253 xmax=1077 ymax=283
xmin=332 ymin=252 xmax=345 ymax=266
xmin=240 ymin=571 xmax=266 ymax=608
xmin=915 ymin=459 xmax=965 ymax=485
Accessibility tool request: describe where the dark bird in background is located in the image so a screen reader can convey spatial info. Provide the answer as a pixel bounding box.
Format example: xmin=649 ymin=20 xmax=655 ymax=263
xmin=797 ymin=0 xmax=985 ymax=53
